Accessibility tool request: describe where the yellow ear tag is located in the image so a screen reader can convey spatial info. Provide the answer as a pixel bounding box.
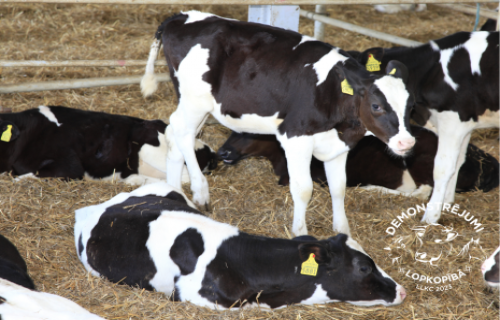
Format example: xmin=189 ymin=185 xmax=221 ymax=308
xmin=301 ymin=253 xmax=319 ymax=276
xmin=365 ymin=54 xmax=381 ymax=72
xmin=1 ymin=125 xmax=12 ymax=142
xmin=389 ymin=68 xmax=397 ymax=75
xmin=341 ymin=79 xmax=353 ymax=95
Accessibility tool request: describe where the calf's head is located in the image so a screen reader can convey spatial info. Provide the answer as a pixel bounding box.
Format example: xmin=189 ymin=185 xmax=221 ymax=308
xmin=299 ymin=234 xmax=406 ymax=306
xmin=482 ymin=247 xmax=499 ymax=287
xmin=339 ymin=60 xmax=415 ymax=156
xmin=217 ymin=132 xmax=279 ymax=165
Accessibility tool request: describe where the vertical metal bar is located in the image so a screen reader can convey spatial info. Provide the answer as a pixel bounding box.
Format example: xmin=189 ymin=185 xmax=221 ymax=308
xmin=314 ymin=5 xmax=327 ymax=41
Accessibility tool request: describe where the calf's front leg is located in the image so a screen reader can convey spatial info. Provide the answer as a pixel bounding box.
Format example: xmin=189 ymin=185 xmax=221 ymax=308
xmin=278 ymin=135 xmax=314 ymax=236
xmin=323 ymin=152 xmax=351 ymax=235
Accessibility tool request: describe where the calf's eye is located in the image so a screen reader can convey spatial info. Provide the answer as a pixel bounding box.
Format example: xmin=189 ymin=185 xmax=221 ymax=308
xmin=371 ymin=104 xmax=382 ymax=112
xmin=359 ymin=265 xmax=372 ymax=275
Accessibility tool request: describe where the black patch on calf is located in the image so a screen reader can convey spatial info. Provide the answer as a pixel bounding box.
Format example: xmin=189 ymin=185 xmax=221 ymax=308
xmin=0 ymin=258 xmax=35 ymax=290
xmin=78 ymin=234 xmax=84 ymax=257
xmin=456 ymin=144 xmax=499 ymax=193
xmin=170 ymin=228 xmax=204 ymax=275
xmin=195 ymin=145 xmax=218 ymax=172
xmin=0 ymin=234 xmax=34 ymax=289
xmin=86 ymin=196 xmax=163 ymax=290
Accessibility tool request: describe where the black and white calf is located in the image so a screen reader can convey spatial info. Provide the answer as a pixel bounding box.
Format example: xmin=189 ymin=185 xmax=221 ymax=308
xmin=354 ymin=31 xmax=499 ymax=224
xmin=0 ymin=106 xmax=217 ymax=185
xmin=218 ymin=126 xmax=499 ymax=197
xmin=75 ymin=182 xmax=406 ymax=309
xmin=482 ymin=246 xmax=499 ymax=287
xmin=0 ymin=279 xmax=104 ymax=320
xmin=141 ymin=11 xmax=415 ymax=236
xmin=0 ymin=234 xmax=34 ymax=290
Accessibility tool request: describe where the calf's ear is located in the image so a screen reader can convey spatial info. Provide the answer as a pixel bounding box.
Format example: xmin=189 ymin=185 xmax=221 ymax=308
xmin=357 ymin=47 xmax=384 ymax=68
xmin=298 ymin=242 xmax=330 ymax=264
xmin=386 ymin=60 xmax=409 ymax=84
xmin=333 ymin=64 xmax=366 ymax=97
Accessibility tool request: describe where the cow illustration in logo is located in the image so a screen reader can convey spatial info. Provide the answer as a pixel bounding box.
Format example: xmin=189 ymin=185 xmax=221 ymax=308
xmin=412 ymin=224 xmax=458 ymax=266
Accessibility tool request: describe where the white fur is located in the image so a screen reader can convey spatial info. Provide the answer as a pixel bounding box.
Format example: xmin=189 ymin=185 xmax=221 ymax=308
xmin=374 ymin=4 xmax=426 ymax=13
xmin=311 ymin=48 xmax=348 ymax=86
xmin=13 ymin=172 xmax=38 ymax=182
xmin=299 ymin=284 xmax=339 ymax=305
xmin=141 ymin=39 xmax=161 ymax=97
xmin=38 ymin=106 xmax=62 ymax=127
xmin=293 ymin=35 xmax=315 ymax=50
xmin=374 ymin=76 xmax=414 ymax=155
xmin=361 ymin=184 xmax=432 ymax=200
xmin=0 ymin=279 xmax=104 ymax=320
xmin=183 ymin=10 xmax=215 ymax=24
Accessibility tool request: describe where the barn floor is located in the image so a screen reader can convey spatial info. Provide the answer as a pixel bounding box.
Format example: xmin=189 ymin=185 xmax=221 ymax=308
xmin=0 ymin=3 xmax=499 ymax=320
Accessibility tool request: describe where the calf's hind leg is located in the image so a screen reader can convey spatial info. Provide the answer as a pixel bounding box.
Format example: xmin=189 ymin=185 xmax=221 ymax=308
xmin=421 ymin=121 xmax=472 ymax=224
xmin=167 ymin=108 xmax=210 ymax=209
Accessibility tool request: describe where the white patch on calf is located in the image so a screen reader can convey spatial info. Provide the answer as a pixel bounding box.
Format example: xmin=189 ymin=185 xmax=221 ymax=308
xmin=396 ymin=170 xmax=418 ymax=193
xmin=374 ymin=76 xmax=414 ymax=155
xmin=311 ymin=48 xmax=348 ymax=86
xmin=464 ymin=32 xmax=489 ymax=76
xmin=38 ymin=106 xmax=62 ymax=127
xmin=0 ymin=279 xmax=104 ymax=320
xmin=293 ymin=35 xmax=315 ymax=50
xmin=148 ymin=211 xmax=239 ymax=308
xmin=212 ymin=103 xmax=282 ymax=134
xmin=361 ymin=184 xmax=432 ymax=200
xmin=299 ymin=284 xmax=339 ymax=305
xmin=312 ymin=128 xmax=349 ymax=162
xmin=183 ymin=10 xmax=215 ymax=24
xmin=433 ymin=32 xmax=489 ymax=91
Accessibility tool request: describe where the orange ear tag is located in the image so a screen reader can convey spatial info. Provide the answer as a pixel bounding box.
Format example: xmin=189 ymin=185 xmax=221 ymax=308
xmin=1 ymin=125 xmax=12 ymax=142
xmin=341 ymin=79 xmax=353 ymax=95
xmin=301 ymin=253 xmax=318 ymax=276
xmin=366 ymin=54 xmax=382 ymax=72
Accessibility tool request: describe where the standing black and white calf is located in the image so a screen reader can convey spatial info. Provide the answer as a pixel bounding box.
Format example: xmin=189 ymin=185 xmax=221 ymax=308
xmin=75 ymin=182 xmax=407 ymax=309
xmin=141 ymin=11 xmax=415 ymax=235
xmin=482 ymin=246 xmax=499 ymax=287
xmin=0 ymin=106 xmax=217 ymax=185
xmin=354 ymin=31 xmax=499 ymax=224
xmin=0 ymin=234 xmax=34 ymax=290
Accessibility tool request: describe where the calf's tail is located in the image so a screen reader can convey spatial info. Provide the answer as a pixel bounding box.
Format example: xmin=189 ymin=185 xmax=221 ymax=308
xmin=141 ymin=34 xmax=162 ymax=97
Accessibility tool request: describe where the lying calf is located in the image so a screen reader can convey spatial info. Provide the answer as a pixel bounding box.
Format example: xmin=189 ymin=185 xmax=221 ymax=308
xmin=0 ymin=234 xmax=34 ymax=290
xmin=75 ymin=182 xmax=406 ymax=309
xmin=218 ymin=126 xmax=499 ymax=198
xmin=0 ymin=279 xmax=104 ymax=320
xmin=482 ymin=246 xmax=499 ymax=287
xmin=0 ymin=106 xmax=217 ymax=185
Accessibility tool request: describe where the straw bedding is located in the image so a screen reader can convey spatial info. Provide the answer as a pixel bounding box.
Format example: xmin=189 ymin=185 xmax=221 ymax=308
xmin=0 ymin=3 xmax=498 ymax=319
